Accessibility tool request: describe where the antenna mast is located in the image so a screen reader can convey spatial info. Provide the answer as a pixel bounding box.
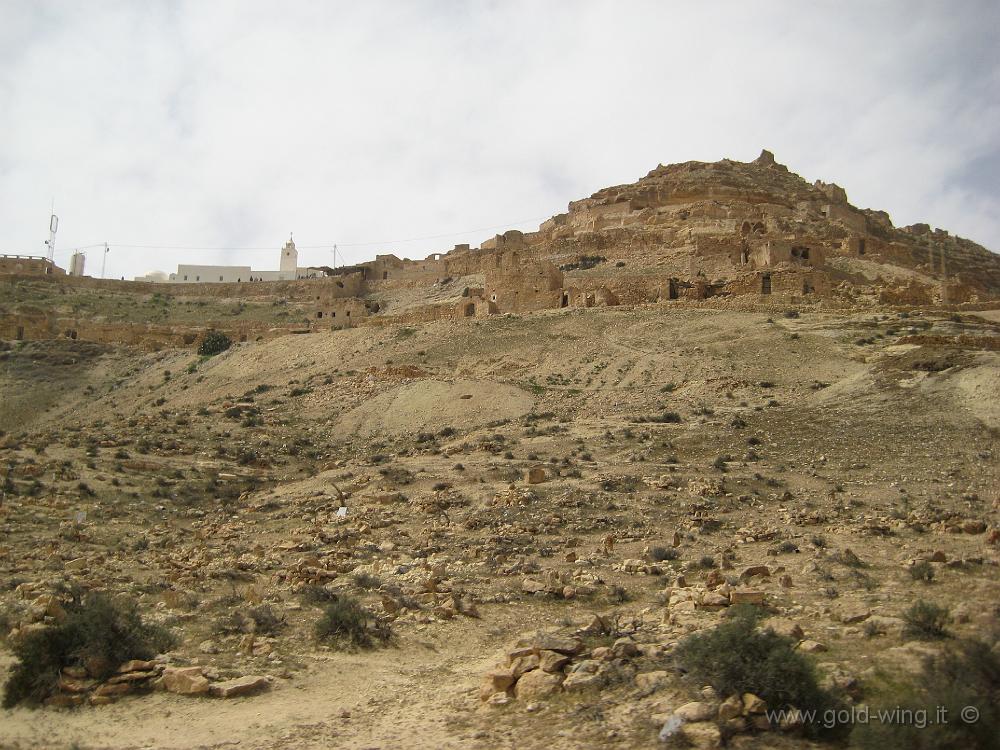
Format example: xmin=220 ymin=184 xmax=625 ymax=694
xmin=45 ymin=202 xmax=58 ymax=261
xmin=101 ymin=243 xmax=109 ymax=279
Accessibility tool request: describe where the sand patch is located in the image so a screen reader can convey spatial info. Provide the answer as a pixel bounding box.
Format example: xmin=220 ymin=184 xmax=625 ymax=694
xmin=335 ymin=378 xmax=534 ymax=437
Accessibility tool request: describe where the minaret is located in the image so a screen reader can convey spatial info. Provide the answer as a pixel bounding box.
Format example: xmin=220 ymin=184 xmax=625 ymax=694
xmin=280 ymin=234 xmax=298 ymax=279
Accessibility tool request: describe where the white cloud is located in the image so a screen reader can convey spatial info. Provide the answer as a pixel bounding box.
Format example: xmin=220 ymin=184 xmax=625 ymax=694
xmin=0 ymin=0 xmax=996 ymax=280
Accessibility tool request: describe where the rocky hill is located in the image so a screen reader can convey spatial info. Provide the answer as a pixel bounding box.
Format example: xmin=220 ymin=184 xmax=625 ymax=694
xmin=0 ymin=154 xmax=999 ymax=750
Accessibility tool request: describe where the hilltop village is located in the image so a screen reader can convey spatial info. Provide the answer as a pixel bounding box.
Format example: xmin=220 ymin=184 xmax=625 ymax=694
xmin=0 ymin=152 xmax=999 ymax=749
xmin=2 ymin=151 xmax=999 ymax=349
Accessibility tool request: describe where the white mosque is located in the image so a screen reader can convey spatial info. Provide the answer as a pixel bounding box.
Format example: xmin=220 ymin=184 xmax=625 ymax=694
xmin=135 ymin=237 xmax=324 ymax=283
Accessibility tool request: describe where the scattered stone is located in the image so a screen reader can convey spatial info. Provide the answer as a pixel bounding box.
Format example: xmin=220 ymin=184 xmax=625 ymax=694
xmin=798 ymin=639 xmax=828 ymax=653
xmin=729 ymin=589 xmax=765 ymax=605
xmin=680 ymin=721 xmax=722 ymax=748
xmin=514 ymin=669 xmax=564 ymax=700
xmin=209 ymin=675 xmax=270 ymax=698
xmin=539 ymin=650 xmax=571 ymax=673
xmin=742 ymin=692 xmax=767 ymax=714
xmin=162 ymin=666 xmax=210 ymax=696
xmin=718 ymin=694 xmax=743 ymax=721
xmin=674 ymin=701 xmax=715 ymax=722
xmin=634 ymin=671 xmax=669 ymax=692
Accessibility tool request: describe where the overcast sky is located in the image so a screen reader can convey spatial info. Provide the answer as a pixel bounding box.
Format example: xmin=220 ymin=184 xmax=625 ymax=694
xmin=1 ymin=1 xmax=998 ymax=280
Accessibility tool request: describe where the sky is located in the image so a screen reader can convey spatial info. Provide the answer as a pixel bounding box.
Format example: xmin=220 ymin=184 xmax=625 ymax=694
xmin=1 ymin=0 xmax=998 ymax=280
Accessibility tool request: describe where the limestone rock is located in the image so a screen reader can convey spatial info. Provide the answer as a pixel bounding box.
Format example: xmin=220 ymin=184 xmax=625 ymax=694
xmin=680 ymin=720 xmax=722 ymax=748
xmin=634 ymin=670 xmax=669 ymax=692
xmin=562 ymin=671 xmax=603 ymax=692
xmin=729 ymin=589 xmax=765 ymax=605
xmin=162 ymin=666 xmax=210 ymax=695
xmin=539 ymin=650 xmax=571 ymax=673
xmin=209 ymin=675 xmax=270 ymax=698
xmin=514 ymin=669 xmax=564 ymax=700
xmin=742 ymin=692 xmax=767 ymax=714
xmin=798 ymin=639 xmax=828 ymax=653
xmin=718 ymin=693 xmax=743 ymax=721
xmin=674 ymin=701 xmax=715 ymax=722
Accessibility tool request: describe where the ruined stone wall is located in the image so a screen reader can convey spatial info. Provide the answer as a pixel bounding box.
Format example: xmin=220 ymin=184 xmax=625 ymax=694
xmin=0 ymin=257 xmax=64 ymax=277
xmin=312 ymin=297 xmax=368 ymax=329
xmin=0 ymin=312 xmax=297 ymax=349
xmin=723 ymin=269 xmax=832 ymax=298
xmin=483 ymin=252 xmax=565 ymax=313
xmin=3 ymin=272 xmax=367 ymax=304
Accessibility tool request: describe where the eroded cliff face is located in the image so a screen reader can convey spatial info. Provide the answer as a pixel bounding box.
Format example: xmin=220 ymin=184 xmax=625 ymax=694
xmin=354 ymin=150 xmax=1000 ymax=319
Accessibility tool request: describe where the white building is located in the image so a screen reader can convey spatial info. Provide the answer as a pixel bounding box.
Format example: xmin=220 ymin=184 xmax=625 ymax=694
xmin=136 ymin=238 xmax=324 ymax=283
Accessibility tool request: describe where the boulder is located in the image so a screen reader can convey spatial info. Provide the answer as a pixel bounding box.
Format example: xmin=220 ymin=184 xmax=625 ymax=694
xmin=563 ymin=671 xmax=603 ymax=692
xmin=680 ymin=721 xmax=722 ymax=748
xmin=764 ymin=617 xmax=804 ymax=640
xmin=117 ymin=659 xmax=157 ymax=673
xmin=209 ymin=675 xmax=270 ymax=698
xmin=508 ymin=654 xmax=540 ymax=678
xmin=729 ymin=589 xmax=765 ymax=606
xmin=742 ymin=692 xmax=767 ymax=714
xmin=162 ymin=666 xmax=210 ymax=695
xmin=674 ymin=701 xmax=716 ymax=722
xmin=526 ymin=467 xmax=547 ymax=484
xmin=718 ymin=694 xmax=743 ymax=721
xmin=634 ymin=670 xmax=669 ymax=692
xmin=514 ymin=669 xmax=564 ymax=700
xmin=798 ymin=639 xmax=828 ymax=653
xmin=539 ymin=650 xmax=571 ymax=673
xmin=532 ymin=635 xmax=584 ymax=655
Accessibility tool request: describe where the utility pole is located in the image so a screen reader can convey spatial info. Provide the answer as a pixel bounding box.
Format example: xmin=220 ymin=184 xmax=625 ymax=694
xmin=45 ymin=201 xmax=58 ymax=261
xmin=101 ymin=243 xmax=109 ymax=279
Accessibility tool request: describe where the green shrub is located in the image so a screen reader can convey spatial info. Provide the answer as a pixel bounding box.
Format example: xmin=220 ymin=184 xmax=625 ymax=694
xmin=902 ymin=600 xmax=950 ymax=640
xmin=352 ymin=572 xmax=382 ymax=591
xmin=3 ymin=593 xmax=174 ymax=707
xmin=909 ymin=560 xmax=935 ymax=583
xmin=197 ymin=331 xmax=232 ymax=356
xmin=673 ymin=605 xmax=842 ymax=738
xmin=299 ymin=584 xmax=339 ymax=605
xmin=852 ymin=639 xmax=999 ymax=749
xmin=314 ymin=596 xmax=390 ymax=649
xmin=247 ymin=604 xmax=285 ymax=635
xmin=649 ymin=546 xmax=679 ymax=562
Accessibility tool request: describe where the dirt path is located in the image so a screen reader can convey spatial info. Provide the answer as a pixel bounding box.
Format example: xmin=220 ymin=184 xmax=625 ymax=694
xmin=1 ymin=616 xmax=506 ymax=750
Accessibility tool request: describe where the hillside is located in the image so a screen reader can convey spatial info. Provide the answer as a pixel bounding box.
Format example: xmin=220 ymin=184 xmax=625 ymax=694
xmin=1 ymin=300 xmax=998 ymax=748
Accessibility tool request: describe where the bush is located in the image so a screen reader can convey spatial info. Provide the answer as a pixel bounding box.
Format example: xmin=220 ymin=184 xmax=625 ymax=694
xmin=314 ymin=596 xmax=390 ymax=649
xmin=852 ymin=639 xmax=1000 ymax=749
xmin=3 ymin=593 xmax=175 ymax=707
xmin=649 ymin=546 xmax=679 ymax=562
xmin=300 ymin=584 xmax=339 ymax=605
xmin=247 ymin=604 xmax=285 ymax=635
xmin=352 ymin=572 xmax=382 ymax=591
xmin=633 ymin=411 xmax=682 ymax=424
xmin=909 ymin=560 xmax=935 ymax=583
xmin=673 ymin=606 xmax=842 ymax=738
xmin=197 ymin=331 xmax=232 ymax=356
xmin=902 ymin=600 xmax=950 ymax=640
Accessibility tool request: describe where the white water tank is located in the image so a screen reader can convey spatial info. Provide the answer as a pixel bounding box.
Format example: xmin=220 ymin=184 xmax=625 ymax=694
xmin=69 ymin=252 xmax=86 ymax=276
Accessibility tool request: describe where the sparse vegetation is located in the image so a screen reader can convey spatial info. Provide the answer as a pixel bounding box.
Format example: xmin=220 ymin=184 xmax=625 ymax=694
xmin=674 ymin=605 xmax=843 ymax=737
xmin=2 ymin=594 xmax=175 ymax=708
xmin=902 ymin=600 xmax=950 ymax=640
xmin=197 ymin=330 xmax=232 ymax=356
xmin=314 ymin=596 xmax=391 ymax=649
